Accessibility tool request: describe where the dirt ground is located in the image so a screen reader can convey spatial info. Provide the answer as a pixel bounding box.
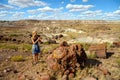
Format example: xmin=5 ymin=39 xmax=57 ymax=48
xmin=0 ymin=20 xmax=120 ymax=80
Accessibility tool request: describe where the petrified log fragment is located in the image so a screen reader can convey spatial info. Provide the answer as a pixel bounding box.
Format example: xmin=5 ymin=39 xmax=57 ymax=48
xmin=46 ymin=41 xmax=87 ymax=77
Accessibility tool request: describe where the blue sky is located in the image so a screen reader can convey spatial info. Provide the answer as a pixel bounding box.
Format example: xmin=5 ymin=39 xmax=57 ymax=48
xmin=0 ymin=0 xmax=120 ymax=20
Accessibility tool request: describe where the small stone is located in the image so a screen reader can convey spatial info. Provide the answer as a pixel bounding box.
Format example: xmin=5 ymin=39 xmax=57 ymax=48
xmin=68 ymin=73 xmax=74 ymax=79
xmin=102 ymin=69 xmax=111 ymax=75
xmin=3 ymin=69 xmax=7 ymax=73
xmin=6 ymin=68 xmax=11 ymax=72
xmin=5 ymin=59 xmax=9 ymax=62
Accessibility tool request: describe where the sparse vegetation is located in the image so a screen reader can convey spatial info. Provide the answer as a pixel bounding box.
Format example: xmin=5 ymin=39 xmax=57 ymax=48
xmin=0 ymin=20 xmax=120 ymax=80
xmin=106 ymin=42 xmax=113 ymax=49
xmin=42 ymin=44 xmax=58 ymax=53
xmin=0 ymin=43 xmax=18 ymax=50
xmin=9 ymin=33 xmax=23 ymax=37
xmin=0 ymin=43 xmax=31 ymax=51
xmin=19 ymin=43 xmax=32 ymax=52
xmin=116 ymin=58 xmax=120 ymax=67
xmin=66 ymin=32 xmax=79 ymax=39
xmin=86 ymin=52 xmax=96 ymax=59
xmin=11 ymin=55 xmax=25 ymax=62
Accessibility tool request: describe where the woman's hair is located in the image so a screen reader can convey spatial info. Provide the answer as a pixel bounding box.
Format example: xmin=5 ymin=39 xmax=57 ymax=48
xmin=32 ymin=31 xmax=37 ymax=38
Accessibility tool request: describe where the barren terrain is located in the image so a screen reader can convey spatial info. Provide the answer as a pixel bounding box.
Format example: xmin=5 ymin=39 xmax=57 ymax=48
xmin=0 ymin=20 xmax=120 ymax=80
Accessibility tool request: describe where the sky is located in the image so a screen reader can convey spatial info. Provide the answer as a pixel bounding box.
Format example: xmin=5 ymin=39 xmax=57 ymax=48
xmin=0 ymin=0 xmax=120 ymax=20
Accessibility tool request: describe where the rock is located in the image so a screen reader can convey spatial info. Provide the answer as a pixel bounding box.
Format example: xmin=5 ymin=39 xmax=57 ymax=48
xmin=6 ymin=68 xmax=11 ymax=72
xmin=88 ymin=43 xmax=106 ymax=58
xmin=46 ymin=41 xmax=87 ymax=75
xmin=68 ymin=73 xmax=74 ymax=79
xmin=3 ymin=68 xmax=11 ymax=73
xmin=59 ymin=34 xmax=63 ymax=38
xmin=5 ymin=59 xmax=9 ymax=62
xmin=3 ymin=69 xmax=7 ymax=73
xmin=47 ymin=39 xmax=56 ymax=44
xmin=113 ymin=42 xmax=120 ymax=47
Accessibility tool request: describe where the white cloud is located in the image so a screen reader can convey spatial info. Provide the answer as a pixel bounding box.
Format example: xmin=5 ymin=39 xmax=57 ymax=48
xmin=8 ymin=0 xmax=47 ymax=8
xmin=101 ymin=9 xmax=120 ymax=20
xmin=27 ymin=6 xmax=63 ymax=14
xmin=38 ymin=6 xmax=63 ymax=12
xmin=0 ymin=11 xmax=13 ymax=18
xmin=82 ymin=0 xmax=88 ymax=2
xmin=0 ymin=3 xmax=14 ymax=9
xmin=66 ymin=4 xmax=94 ymax=12
xmin=27 ymin=9 xmax=37 ymax=14
xmin=113 ymin=10 xmax=120 ymax=15
xmin=82 ymin=10 xmax=102 ymax=16
xmin=0 ymin=11 xmax=7 ymax=17
xmin=12 ymin=12 xmax=25 ymax=19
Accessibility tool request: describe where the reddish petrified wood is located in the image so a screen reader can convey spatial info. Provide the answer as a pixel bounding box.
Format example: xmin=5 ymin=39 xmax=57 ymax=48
xmin=88 ymin=43 xmax=106 ymax=58
xmin=46 ymin=41 xmax=87 ymax=76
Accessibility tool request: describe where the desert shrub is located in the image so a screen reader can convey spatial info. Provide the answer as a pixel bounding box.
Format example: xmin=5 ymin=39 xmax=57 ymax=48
xmin=66 ymin=32 xmax=79 ymax=39
xmin=76 ymin=43 xmax=91 ymax=51
xmin=82 ymin=43 xmax=91 ymax=51
xmin=43 ymin=42 xmax=49 ymax=45
xmin=87 ymin=52 xmax=96 ymax=59
xmin=116 ymin=58 xmax=120 ymax=67
xmin=11 ymin=55 xmax=25 ymax=62
xmin=0 ymin=43 xmax=32 ymax=51
xmin=0 ymin=43 xmax=18 ymax=50
xmin=20 ymin=43 xmax=31 ymax=51
xmin=106 ymin=42 xmax=112 ymax=49
xmin=10 ymin=33 xmax=23 ymax=37
xmin=10 ymin=34 xmax=19 ymax=37
xmin=42 ymin=44 xmax=58 ymax=54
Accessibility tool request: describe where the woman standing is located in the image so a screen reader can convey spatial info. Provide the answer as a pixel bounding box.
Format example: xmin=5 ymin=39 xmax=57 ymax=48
xmin=31 ymin=31 xmax=42 ymax=64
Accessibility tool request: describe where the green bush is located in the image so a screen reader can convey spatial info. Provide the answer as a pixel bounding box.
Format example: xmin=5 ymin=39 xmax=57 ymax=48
xmin=11 ymin=55 xmax=25 ymax=62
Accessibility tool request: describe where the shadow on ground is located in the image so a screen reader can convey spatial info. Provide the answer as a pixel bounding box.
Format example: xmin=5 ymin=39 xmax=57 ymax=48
xmin=85 ymin=59 xmax=102 ymax=67
xmin=106 ymin=52 xmax=114 ymax=59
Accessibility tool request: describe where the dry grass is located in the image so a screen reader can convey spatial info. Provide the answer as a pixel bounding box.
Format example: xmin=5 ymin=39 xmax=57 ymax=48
xmin=11 ymin=55 xmax=25 ymax=62
xmin=0 ymin=43 xmax=31 ymax=51
xmin=116 ymin=58 xmax=120 ymax=67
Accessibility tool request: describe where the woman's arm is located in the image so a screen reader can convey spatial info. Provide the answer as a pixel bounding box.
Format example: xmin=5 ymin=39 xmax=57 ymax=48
xmin=31 ymin=37 xmax=39 ymax=44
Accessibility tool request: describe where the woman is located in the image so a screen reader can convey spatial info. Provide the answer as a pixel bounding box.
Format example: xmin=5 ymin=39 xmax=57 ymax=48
xmin=31 ymin=31 xmax=42 ymax=64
